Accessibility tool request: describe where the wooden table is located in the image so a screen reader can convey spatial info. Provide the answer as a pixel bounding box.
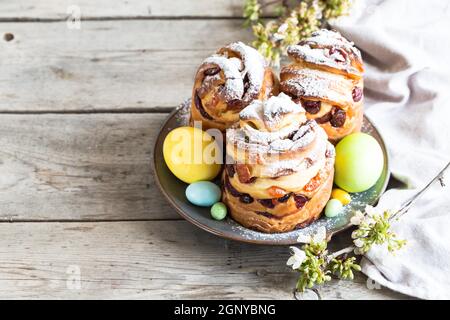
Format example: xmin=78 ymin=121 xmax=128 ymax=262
xmin=0 ymin=0 xmax=407 ymax=299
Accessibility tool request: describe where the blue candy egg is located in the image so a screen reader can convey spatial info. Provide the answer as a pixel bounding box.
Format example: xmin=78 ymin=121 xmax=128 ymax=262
xmin=186 ymin=181 xmax=221 ymax=207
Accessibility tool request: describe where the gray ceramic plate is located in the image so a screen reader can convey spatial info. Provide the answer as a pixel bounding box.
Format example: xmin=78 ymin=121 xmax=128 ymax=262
xmin=153 ymin=103 xmax=390 ymax=245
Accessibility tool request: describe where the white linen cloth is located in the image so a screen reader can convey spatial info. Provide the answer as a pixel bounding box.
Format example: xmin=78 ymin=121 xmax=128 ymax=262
xmin=330 ymin=0 xmax=450 ymax=299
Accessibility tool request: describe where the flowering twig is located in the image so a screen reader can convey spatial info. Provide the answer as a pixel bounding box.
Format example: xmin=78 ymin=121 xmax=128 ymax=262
xmin=243 ymin=0 xmax=352 ymax=66
xmin=392 ymin=160 xmax=450 ymax=220
xmin=338 ymin=160 xmax=450 ymax=256
xmin=288 ymin=160 xmax=450 ymax=292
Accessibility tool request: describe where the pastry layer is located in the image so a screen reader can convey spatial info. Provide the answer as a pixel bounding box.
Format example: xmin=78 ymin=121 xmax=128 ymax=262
xmin=280 ymin=29 xmax=364 ymax=142
xmin=190 ymin=42 xmax=278 ymax=131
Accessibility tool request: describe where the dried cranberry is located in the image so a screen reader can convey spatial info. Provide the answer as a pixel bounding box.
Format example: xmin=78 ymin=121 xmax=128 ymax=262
xmin=329 ymin=47 xmax=347 ymax=62
xmin=256 ymin=211 xmax=276 ymax=219
xmin=243 ymin=74 xmax=250 ymax=95
xmin=194 ymin=90 xmax=213 ymax=120
xmin=288 ymin=130 xmax=298 ymax=140
xmin=204 ymin=67 xmax=220 ymax=76
xmin=236 ymin=164 xmax=252 ymax=183
xmin=227 ymin=99 xmax=243 ymax=110
xmin=330 ymin=107 xmax=346 ymax=128
xmin=247 ymin=177 xmax=257 ymax=184
xmin=293 ymin=194 xmax=309 ymax=209
xmin=302 ymin=100 xmax=321 ymax=114
xmin=352 ymin=87 xmax=363 ymax=102
xmin=258 ymin=199 xmax=275 ymax=209
xmin=325 ymin=148 xmax=334 ymax=158
xmin=239 ymin=194 xmax=254 ymax=204
xmin=226 ymin=165 xmax=235 ymax=178
xmin=305 ymin=158 xmax=314 ymax=168
xmin=224 ymin=177 xmax=242 ymax=197
xmin=277 ymin=193 xmax=291 ymax=203
xmin=315 ymin=112 xmax=332 ymax=124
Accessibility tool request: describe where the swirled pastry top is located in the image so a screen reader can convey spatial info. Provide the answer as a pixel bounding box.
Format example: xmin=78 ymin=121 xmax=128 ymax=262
xmin=286 ymin=29 xmax=364 ymax=78
xmin=191 ymin=42 xmax=276 ymax=131
xmin=198 ymin=42 xmax=268 ymax=106
xmin=226 ymin=93 xmax=332 ymax=181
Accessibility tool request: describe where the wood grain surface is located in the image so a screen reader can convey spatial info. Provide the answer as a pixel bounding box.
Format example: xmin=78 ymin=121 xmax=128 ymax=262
xmin=0 ymin=113 xmax=176 ymax=221
xmin=0 ymin=0 xmax=251 ymax=20
xmin=0 ymin=221 xmax=406 ymax=299
xmin=0 ymin=20 xmax=251 ymax=112
xmin=0 ymin=0 xmax=408 ymax=300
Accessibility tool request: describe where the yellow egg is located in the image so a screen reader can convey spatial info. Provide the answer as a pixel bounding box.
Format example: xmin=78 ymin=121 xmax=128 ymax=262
xmin=331 ymin=188 xmax=352 ymax=205
xmin=163 ymin=126 xmax=222 ymax=184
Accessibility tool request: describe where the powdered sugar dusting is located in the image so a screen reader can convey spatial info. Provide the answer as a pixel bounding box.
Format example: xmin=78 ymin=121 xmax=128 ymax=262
xmin=161 ymin=101 xmax=388 ymax=244
xmin=262 ymin=93 xmax=304 ymax=129
xmin=309 ymin=29 xmax=362 ymax=60
xmin=228 ymin=182 xmax=380 ymax=243
xmin=203 ymin=55 xmax=244 ymax=101
xmin=287 ymin=29 xmax=362 ymax=76
xmin=226 ymin=42 xmax=266 ymax=102
xmin=227 ymin=95 xmax=332 ymax=177
xmin=200 ymin=42 xmax=267 ymax=104
xmin=281 ymin=68 xmax=352 ymax=103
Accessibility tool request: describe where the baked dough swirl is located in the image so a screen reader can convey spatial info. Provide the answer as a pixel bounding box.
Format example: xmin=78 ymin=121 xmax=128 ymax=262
xmin=191 ymin=42 xmax=277 ymax=131
xmin=280 ymin=29 xmax=364 ymax=142
xmin=223 ymin=93 xmax=335 ymax=233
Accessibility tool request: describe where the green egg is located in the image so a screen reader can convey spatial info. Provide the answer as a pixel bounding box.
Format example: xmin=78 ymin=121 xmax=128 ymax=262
xmin=325 ymin=199 xmax=343 ymax=218
xmin=211 ymin=202 xmax=227 ymax=221
xmin=334 ymin=133 xmax=384 ymax=193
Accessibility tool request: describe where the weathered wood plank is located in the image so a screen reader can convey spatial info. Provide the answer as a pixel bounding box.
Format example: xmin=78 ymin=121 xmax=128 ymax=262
xmin=0 ymin=0 xmax=249 ymax=20
xmin=0 ymin=113 xmax=178 ymax=221
xmin=0 ymin=114 xmax=407 ymax=299
xmin=0 ymin=221 xmax=407 ymax=299
xmin=0 ymin=20 xmax=252 ymax=112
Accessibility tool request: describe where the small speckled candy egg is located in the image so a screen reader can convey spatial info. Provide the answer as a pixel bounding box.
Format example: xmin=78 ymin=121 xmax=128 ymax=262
xmin=334 ymin=133 xmax=384 ymax=193
xmin=211 ymin=202 xmax=227 ymax=221
xmin=325 ymin=199 xmax=343 ymax=218
xmin=331 ymin=188 xmax=352 ymax=205
xmin=186 ymin=181 xmax=221 ymax=207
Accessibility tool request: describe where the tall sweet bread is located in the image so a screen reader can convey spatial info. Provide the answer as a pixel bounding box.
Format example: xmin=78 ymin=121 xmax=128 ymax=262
xmin=191 ymin=42 xmax=278 ymax=131
xmin=222 ymin=93 xmax=335 ymax=233
xmin=280 ymin=29 xmax=364 ymax=142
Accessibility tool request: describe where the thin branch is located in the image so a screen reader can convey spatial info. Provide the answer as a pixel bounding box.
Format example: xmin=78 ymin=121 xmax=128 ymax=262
xmin=327 ymin=160 xmax=450 ymax=260
xmin=392 ymin=160 xmax=450 ymax=219
xmin=327 ymin=245 xmax=355 ymax=261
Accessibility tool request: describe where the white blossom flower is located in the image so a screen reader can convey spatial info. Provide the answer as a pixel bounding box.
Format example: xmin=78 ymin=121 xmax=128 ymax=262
xmin=297 ymin=226 xmax=327 ymax=244
xmin=273 ymin=27 xmax=287 ymax=41
xmin=365 ymin=205 xmax=381 ymax=217
xmin=277 ymin=22 xmax=288 ymax=33
xmin=352 ymin=230 xmax=368 ymax=239
xmin=353 ymin=238 xmax=364 ymax=248
xmin=312 ymin=226 xmax=327 ymax=244
xmin=287 ymin=246 xmax=306 ymax=270
xmin=350 ymin=210 xmax=365 ymax=226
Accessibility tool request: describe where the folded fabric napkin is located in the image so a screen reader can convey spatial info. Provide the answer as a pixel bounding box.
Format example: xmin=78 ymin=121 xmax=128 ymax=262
xmin=330 ymin=0 xmax=450 ymax=299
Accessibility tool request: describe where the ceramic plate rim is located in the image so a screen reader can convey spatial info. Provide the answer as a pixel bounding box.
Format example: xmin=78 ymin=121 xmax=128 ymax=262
xmin=152 ymin=107 xmax=390 ymax=245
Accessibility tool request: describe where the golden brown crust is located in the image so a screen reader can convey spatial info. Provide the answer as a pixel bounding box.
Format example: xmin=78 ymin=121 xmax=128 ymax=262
xmin=190 ymin=42 xmax=278 ymax=131
xmin=222 ymin=94 xmax=335 ymax=233
xmin=280 ymin=29 xmax=364 ymax=142
xmin=223 ymin=157 xmax=334 ymax=233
